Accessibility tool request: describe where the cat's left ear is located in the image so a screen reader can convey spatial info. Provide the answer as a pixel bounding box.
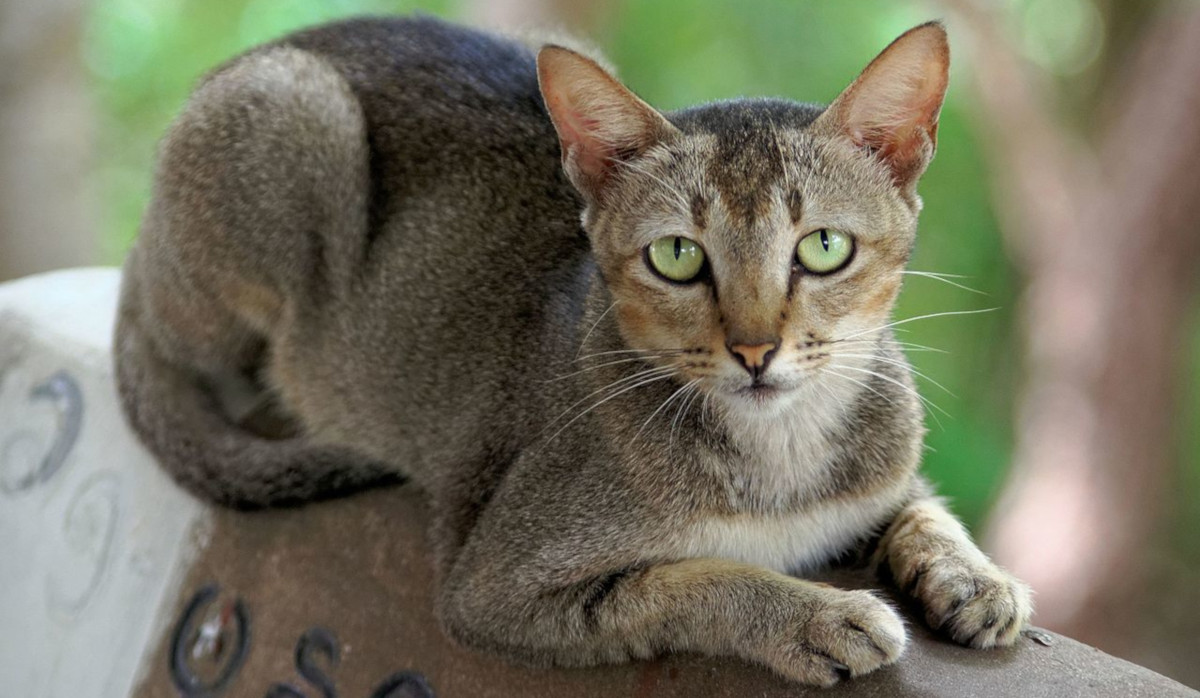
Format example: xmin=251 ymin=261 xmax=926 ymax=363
xmin=538 ymin=45 xmax=679 ymax=204
xmin=815 ymin=22 xmax=950 ymax=194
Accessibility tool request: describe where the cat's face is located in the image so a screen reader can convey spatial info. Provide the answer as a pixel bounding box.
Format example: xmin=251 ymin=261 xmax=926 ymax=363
xmin=540 ymin=23 xmax=948 ymax=412
xmin=587 ymin=121 xmax=918 ymax=410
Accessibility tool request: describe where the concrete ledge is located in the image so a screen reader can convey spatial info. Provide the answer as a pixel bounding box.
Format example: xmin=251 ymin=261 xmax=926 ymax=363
xmin=0 ymin=269 xmax=209 ymax=698
xmin=131 ymin=486 xmax=1196 ymax=698
xmin=2 ymin=268 xmax=1196 ymax=698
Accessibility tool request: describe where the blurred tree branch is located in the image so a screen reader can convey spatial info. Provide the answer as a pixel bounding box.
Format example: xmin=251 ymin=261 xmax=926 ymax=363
xmin=942 ymin=0 xmax=1200 ymax=656
xmin=0 ymin=0 xmax=97 ymax=281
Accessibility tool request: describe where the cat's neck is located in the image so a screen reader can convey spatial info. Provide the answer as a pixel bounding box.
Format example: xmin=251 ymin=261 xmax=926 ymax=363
xmin=706 ymin=381 xmax=858 ymax=512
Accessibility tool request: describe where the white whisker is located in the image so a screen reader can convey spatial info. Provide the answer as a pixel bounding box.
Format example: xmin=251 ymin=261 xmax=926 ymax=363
xmin=812 ymin=372 xmax=852 ymax=424
xmin=890 ymin=342 xmax=948 ymax=354
xmin=819 ymin=367 xmax=895 ymax=407
xmin=548 ymin=355 xmax=672 ymax=383
xmin=906 ymin=270 xmax=970 ymax=279
xmin=833 ymin=337 xmax=949 ymax=355
xmin=900 ymin=270 xmax=986 ymax=295
xmin=576 ymin=301 xmax=618 ymax=357
xmin=633 ymin=378 xmax=700 ymax=444
xmin=829 ymin=362 xmax=950 ymax=426
xmin=670 ymin=382 xmax=703 ymax=448
xmin=574 ymin=347 xmax=689 ymax=362
xmin=836 ymin=307 xmax=998 ymax=343
xmin=542 ymin=370 xmax=678 ymax=447
xmin=542 ymin=365 xmax=678 ymax=434
xmin=833 ymin=352 xmax=956 ymax=397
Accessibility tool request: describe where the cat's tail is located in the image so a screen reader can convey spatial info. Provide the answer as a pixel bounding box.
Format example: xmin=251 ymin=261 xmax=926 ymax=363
xmin=113 ymin=281 xmax=401 ymax=510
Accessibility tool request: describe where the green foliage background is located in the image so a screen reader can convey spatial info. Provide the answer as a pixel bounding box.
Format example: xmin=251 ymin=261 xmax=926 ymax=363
xmin=83 ymin=0 xmax=1199 ymax=552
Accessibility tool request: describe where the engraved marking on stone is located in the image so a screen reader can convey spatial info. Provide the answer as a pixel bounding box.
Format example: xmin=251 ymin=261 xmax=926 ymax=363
xmin=296 ymin=628 xmax=340 ymax=698
xmin=1 ymin=370 xmax=83 ymax=494
xmin=170 ymin=584 xmax=251 ymax=697
xmin=268 ymin=627 xmax=340 ymax=698
xmin=369 ymin=671 xmax=436 ymax=698
xmin=262 ymin=625 xmax=437 ymax=698
xmin=167 ymin=592 xmax=436 ymax=697
xmin=45 ymin=472 xmax=121 ymax=621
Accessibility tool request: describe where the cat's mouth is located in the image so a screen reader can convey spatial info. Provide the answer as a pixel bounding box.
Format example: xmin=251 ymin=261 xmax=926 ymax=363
xmin=733 ymin=382 xmax=788 ymax=403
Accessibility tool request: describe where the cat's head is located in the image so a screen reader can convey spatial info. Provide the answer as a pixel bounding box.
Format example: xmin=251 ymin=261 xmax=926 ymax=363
xmin=538 ymin=24 xmax=949 ymax=412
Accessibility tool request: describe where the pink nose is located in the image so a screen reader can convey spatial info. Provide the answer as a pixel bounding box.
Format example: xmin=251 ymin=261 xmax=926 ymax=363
xmin=728 ymin=341 xmax=778 ymax=379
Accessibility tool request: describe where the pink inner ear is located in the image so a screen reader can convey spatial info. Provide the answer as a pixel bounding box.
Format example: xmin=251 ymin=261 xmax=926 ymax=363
xmin=836 ymin=31 xmax=947 ymax=185
xmin=543 ymin=78 xmax=609 ymax=180
xmin=558 ymin=110 xmax=610 ymax=180
xmin=539 ymin=45 xmax=676 ymax=198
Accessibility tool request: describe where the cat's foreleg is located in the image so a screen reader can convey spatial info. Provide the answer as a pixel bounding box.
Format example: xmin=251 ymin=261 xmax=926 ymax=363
xmin=440 ymin=555 xmax=907 ymax=686
xmin=877 ymin=497 xmax=1032 ymax=648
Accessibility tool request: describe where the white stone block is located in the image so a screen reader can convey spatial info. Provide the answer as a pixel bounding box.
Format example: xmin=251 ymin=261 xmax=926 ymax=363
xmin=0 ymin=268 xmax=210 ymax=698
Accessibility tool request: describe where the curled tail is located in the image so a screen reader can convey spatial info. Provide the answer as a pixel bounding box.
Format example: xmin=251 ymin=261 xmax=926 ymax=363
xmin=114 ymin=276 xmax=401 ymax=510
xmin=112 ymin=45 xmax=399 ymax=509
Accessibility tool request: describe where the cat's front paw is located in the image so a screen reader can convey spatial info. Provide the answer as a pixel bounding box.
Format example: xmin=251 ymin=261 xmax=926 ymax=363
xmin=756 ymin=588 xmax=908 ymax=687
xmin=898 ymin=554 xmax=1032 ymax=648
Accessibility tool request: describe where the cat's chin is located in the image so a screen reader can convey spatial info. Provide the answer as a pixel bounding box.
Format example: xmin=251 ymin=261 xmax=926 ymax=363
xmin=736 ymin=384 xmax=785 ymax=400
xmin=723 ymin=383 xmax=797 ymax=413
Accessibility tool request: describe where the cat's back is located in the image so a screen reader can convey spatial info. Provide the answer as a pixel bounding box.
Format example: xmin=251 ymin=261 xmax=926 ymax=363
xmin=117 ymin=15 xmax=591 ymax=503
xmin=267 ymin=16 xmax=568 ymax=198
xmin=200 ymin=17 xmax=592 ymax=472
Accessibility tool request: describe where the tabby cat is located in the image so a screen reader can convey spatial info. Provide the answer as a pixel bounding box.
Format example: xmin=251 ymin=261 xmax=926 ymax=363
xmin=114 ymin=16 xmax=1032 ymax=686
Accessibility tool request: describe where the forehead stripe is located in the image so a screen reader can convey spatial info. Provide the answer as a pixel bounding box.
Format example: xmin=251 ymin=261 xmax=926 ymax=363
xmin=691 ymin=193 xmax=708 ymax=230
xmin=787 ymin=189 xmax=804 ymax=224
xmin=707 ymin=127 xmax=786 ymax=228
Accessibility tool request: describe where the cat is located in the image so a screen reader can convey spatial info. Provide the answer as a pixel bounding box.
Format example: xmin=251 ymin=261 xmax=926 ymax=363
xmin=113 ymin=15 xmax=1032 ymax=686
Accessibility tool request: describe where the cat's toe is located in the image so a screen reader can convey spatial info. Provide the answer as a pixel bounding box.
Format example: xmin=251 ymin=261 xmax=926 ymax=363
xmin=763 ymin=589 xmax=908 ymax=685
xmin=917 ymin=561 xmax=1032 ymax=649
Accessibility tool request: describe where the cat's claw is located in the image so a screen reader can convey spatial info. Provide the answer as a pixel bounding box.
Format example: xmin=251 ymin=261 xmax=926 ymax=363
xmin=907 ymin=557 xmax=1032 ymax=649
xmin=758 ymin=589 xmax=907 ymax=686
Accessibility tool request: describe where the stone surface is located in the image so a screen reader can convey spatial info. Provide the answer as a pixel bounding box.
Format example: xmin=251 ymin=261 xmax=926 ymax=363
xmin=1 ymin=268 xmax=1195 ymax=698
xmin=131 ymin=486 xmax=1196 ymax=698
xmin=0 ymin=268 xmax=209 ymax=698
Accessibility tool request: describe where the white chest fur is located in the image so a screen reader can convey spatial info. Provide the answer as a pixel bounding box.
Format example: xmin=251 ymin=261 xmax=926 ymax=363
xmin=665 ymin=377 xmax=907 ymax=574
xmin=668 ymin=486 xmax=906 ymax=574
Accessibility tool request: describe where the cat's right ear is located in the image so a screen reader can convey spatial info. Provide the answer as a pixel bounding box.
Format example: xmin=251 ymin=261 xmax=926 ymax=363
xmin=538 ymin=45 xmax=678 ymax=203
xmin=814 ymin=22 xmax=950 ymax=196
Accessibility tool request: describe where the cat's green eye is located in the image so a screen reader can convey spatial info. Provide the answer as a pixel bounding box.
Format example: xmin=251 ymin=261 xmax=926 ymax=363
xmin=647 ymin=236 xmax=706 ymax=282
xmin=796 ymin=229 xmax=854 ymax=274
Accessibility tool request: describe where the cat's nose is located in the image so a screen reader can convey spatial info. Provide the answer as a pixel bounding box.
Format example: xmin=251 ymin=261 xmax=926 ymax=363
xmin=727 ymin=340 xmax=779 ymax=380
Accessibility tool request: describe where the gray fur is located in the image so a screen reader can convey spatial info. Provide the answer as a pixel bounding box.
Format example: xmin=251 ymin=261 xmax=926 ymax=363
xmin=114 ymin=17 xmax=1030 ymax=686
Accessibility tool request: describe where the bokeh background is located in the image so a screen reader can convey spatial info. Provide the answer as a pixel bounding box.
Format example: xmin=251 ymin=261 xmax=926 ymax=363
xmin=1 ymin=0 xmax=1197 ymax=687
